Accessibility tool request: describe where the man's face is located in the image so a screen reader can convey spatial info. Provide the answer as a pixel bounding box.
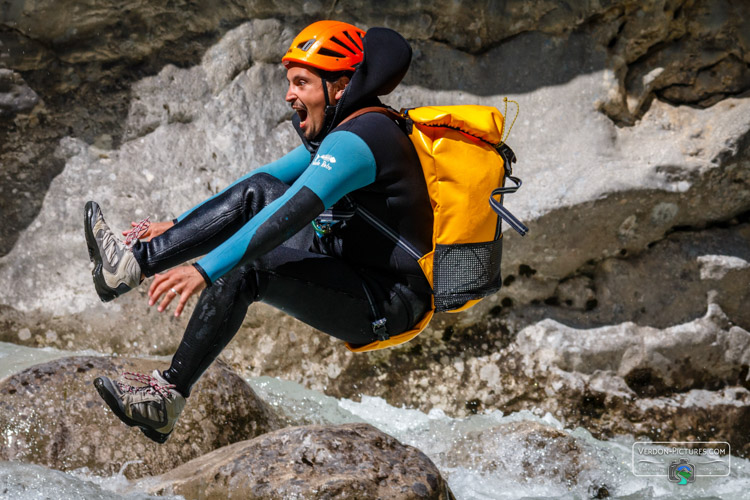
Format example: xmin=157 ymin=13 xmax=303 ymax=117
xmin=285 ymin=63 xmax=331 ymax=140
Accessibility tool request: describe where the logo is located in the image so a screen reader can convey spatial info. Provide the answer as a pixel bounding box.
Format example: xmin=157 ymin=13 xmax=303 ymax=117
xmin=312 ymin=154 xmax=336 ymax=171
xmin=632 ymin=441 xmax=730 ymax=482
xmin=668 ymin=458 xmax=695 ymax=485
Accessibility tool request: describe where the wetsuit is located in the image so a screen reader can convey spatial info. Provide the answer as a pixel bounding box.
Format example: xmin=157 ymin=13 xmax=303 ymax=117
xmin=128 ymin=26 xmax=430 ymax=397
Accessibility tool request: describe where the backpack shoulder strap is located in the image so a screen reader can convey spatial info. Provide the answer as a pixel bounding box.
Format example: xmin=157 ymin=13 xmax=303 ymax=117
xmin=339 ymin=106 xmax=402 ymax=126
xmin=329 ymin=107 xmax=423 ymax=260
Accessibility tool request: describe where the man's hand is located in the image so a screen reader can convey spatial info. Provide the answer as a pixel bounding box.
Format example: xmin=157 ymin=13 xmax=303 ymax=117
xmin=122 ymin=221 xmax=174 ymax=242
xmin=149 ymin=265 xmax=207 ymax=317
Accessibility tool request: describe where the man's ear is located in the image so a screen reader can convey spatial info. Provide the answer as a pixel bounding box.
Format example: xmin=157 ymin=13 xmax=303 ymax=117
xmin=333 ymin=76 xmax=350 ymax=101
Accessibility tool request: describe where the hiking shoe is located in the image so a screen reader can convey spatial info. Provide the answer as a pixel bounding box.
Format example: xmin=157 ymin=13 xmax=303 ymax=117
xmin=84 ymin=201 xmax=143 ymax=302
xmin=93 ymin=370 xmax=186 ymax=444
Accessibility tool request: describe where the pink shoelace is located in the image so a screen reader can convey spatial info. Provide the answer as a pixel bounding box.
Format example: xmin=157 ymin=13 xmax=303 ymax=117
xmin=123 ymin=217 xmax=151 ymax=248
xmin=116 ymin=371 xmax=176 ymax=399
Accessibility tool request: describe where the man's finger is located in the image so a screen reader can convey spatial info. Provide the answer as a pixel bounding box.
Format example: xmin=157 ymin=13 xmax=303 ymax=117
xmin=149 ymin=274 xmax=169 ymax=302
xmin=150 ymin=279 xmax=173 ymax=307
xmin=158 ymin=286 xmax=179 ymax=312
xmin=175 ymin=291 xmax=190 ymax=317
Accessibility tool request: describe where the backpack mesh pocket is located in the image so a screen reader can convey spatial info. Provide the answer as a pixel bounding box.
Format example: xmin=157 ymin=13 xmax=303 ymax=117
xmin=432 ymin=239 xmax=503 ymax=312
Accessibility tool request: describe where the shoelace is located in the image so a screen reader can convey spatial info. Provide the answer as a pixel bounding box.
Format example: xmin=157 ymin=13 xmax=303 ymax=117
xmin=116 ymin=371 xmax=176 ymax=400
xmin=124 ymin=217 xmax=151 ymax=248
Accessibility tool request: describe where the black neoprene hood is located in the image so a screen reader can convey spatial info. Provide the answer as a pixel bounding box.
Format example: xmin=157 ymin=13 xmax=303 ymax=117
xmin=292 ymin=27 xmax=413 ymax=153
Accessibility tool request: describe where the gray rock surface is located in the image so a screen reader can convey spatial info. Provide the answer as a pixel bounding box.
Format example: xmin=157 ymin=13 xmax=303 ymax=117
xmin=0 ymin=19 xmax=299 ymax=359
xmin=141 ymin=423 xmax=454 ymax=500
xmin=0 ymin=356 xmax=284 ymax=478
xmin=0 ymin=69 xmax=39 ymax=118
xmin=515 ymin=301 xmax=750 ymax=391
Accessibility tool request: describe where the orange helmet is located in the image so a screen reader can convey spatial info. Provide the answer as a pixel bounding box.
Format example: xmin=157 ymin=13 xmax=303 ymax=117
xmin=282 ymin=20 xmax=365 ymax=73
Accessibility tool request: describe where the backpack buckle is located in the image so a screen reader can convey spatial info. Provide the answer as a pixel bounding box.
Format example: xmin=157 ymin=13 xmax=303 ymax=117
xmin=496 ymin=143 xmax=516 ymax=174
xmin=311 ymin=219 xmax=337 ymax=237
xmin=371 ymin=318 xmax=389 ymax=341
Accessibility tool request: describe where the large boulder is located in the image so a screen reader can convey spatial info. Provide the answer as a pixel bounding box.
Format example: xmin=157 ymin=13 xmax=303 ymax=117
xmin=141 ymin=423 xmax=454 ymax=500
xmin=0 ymin=355 xmax=284 ymax=478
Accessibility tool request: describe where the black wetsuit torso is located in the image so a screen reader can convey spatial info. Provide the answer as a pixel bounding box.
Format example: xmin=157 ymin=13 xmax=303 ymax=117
xmin=320 ymin=112 xmax=433 ymax=279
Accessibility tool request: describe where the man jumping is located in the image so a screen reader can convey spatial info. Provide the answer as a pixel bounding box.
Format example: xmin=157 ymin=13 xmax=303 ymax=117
xmin=86 ymin=20 xmax=433 ymax=443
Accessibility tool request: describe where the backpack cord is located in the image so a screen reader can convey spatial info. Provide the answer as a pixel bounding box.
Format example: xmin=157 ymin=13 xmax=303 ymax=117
xmin=500 ymin=97 xmax=519 ymax=146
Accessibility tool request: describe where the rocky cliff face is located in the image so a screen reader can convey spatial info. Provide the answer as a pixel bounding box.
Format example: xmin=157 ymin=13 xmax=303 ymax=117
xmin=1 ymin=0 xmax=749 ymax=454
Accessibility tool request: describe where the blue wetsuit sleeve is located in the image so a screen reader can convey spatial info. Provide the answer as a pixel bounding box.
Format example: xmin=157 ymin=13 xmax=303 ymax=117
xmin=195 ymin=131 xmax=376 ymax=283
xmin=174 ymin=145 xmax=311 ymax=222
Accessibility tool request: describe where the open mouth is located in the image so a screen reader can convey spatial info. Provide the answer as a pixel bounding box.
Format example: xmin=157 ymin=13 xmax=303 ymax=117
xmin=294 ymin=106 xmax=308 ymax=129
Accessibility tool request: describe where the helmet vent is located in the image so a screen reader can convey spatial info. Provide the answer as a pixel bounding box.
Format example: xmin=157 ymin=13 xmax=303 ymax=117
xmin=343 ymin=30 xmax=363 ymax=51
xmin=330 ymin=35 xmax=358 ymax=55
xmin=318 ymin=47 xmax=346 ymax=58
xmin=297 ymin=39 xmax=315 ymax=51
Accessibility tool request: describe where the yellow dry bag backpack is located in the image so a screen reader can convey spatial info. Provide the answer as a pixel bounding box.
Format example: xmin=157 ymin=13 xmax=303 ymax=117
xmin=335 ymin=104 xmax=528 ymax=352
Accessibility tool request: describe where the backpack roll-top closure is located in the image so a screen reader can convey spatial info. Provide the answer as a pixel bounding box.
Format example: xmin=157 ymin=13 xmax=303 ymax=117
xmin=404 ymin=105 xmax=505 ymax=146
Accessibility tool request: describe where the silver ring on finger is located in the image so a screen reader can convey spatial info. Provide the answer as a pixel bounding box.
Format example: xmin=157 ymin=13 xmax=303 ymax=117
xmin=170 ymin=287 xmax=180 ymax=296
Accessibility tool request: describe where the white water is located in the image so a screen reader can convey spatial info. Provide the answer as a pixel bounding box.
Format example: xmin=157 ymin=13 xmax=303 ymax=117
xmin=2 ymin=343 xmax=749 ymax=499
xmin=249 ymin=376 xmax=750 ymax=500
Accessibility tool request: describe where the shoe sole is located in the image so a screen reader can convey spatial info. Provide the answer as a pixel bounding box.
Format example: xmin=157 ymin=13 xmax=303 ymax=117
xmin=84 ymin=201 xmax=126 ymax=303
xmin=93 ymin=376 xmax=171 ymax=444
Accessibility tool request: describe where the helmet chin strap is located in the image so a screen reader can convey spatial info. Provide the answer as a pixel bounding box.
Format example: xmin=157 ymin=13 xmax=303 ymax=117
xmin=322 ymin=75 xmax=331 ymax=108
xmin=317 ymin=75 xmax=339 ymax=142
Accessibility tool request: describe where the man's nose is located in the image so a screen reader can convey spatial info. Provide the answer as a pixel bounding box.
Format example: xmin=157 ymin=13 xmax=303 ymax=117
xmin=285 ymin=85 xmax=295 ymax=103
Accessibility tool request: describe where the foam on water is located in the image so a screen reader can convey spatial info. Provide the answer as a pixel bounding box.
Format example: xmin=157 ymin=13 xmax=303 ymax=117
xmin=1 ymin=344 xmax=748 ymax=499
xmin=0 ymin=460 xmax=181 ymax=500
xmin=250 ymin=376 xmax=750 ymax=500
xmin=0 ymin=341 xmax=87 ymax=381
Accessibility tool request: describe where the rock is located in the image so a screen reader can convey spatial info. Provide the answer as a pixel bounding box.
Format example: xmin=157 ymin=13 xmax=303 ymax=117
xmin=270 ymin=299 xmax=748 ymax=458
xmin=597 ymin=0 xmax=750 ymax=124
xmin=532 ymin=223 xmax=750 ymax=330
xmin=507 ymin=301 xmax=750 ymax=455
xmin=0 ymin=69 xmax=39 ymax=118
xmin=0 ymin=20 xmax=298 ymax=357
xmin=0 ymin=355 xmax=284 ymax=478
xmin=141 ymin=423 xmax=454 ymax=500
xmin=514 ymin=300 xmax=750 ymax=396
xmin=627 ymin=388 xmax=750 ymax=456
